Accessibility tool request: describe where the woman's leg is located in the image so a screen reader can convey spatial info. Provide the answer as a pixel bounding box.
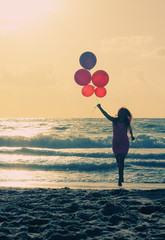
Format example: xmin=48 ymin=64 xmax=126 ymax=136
xmin=116 ymin=154 xmax=125 ymax=186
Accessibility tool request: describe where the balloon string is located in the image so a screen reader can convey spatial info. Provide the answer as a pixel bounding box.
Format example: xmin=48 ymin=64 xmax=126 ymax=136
xmin=95 ymin=95 xmax=99 ymax=105
xmin=92 ymin=95 xmax=100 ymax=113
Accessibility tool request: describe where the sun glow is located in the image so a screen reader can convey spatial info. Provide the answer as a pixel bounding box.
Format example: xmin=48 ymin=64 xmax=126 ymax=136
xmin=0 ymin=0 xmax=54 ymax=32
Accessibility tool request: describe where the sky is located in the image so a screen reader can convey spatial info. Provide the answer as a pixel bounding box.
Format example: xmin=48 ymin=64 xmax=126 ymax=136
xmin=0 ymin=0 xmax=164 ymax=118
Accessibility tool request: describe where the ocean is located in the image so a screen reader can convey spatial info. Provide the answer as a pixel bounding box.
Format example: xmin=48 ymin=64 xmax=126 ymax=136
xmin=0 ymin=118 xmax=164 ymax=188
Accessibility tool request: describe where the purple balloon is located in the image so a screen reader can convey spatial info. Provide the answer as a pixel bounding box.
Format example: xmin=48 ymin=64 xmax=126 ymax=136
xmin=74 ymin=69 xmax=91 ymax=86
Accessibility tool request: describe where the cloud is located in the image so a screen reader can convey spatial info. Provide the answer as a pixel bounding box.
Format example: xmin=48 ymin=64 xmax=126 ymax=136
xmin=0 ymin=24 xmax=19 ymax=35
xmin=139 ymin=46 xmax=165 ymax=58
xmin=101 ymin=36 xmax=153 ymax=54
xmin=153 ymin=47 xmax=165 ymax=57
xmin=101 ymin=36 xmax=165 ymax=59
xmin=0 ymin=63 xmax=57 ymax=87
xmin=21 ymin=64 xmax=56 ymax=86
xmin=122 ymin=67 xmax=148 ymax=85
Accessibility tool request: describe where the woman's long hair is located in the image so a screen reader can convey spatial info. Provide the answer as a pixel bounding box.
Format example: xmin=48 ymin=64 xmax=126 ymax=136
xmin=117 ymin=107 xmax=133 ymax=126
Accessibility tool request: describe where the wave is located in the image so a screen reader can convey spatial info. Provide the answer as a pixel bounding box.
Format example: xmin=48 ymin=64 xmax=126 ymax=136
xmin=139 ymin=122 xmax=165 ymax=133
xmin=0 ymin=147 xmax=165 ymax=160
xmin=0 ymin=162 xmax=117 ymax=172
xmin=0 ymin=134 xmax=164 ymax=149
xmin=131 ymin=134 xmax=165 ymax=148
xmin=0 ymin=147 xmax=113 ymax=158
xmin=128 ymin=153 xmax=165 ymax=160
xmin=51 ymin=126 xmax=69 ymax=131
xmin=0 ymin=159 xmax=164 ymax=172
xmin=0 ymin=135 xmax=109 ymax=149
xmin=130 ymin=161 xmax=165 ymax=168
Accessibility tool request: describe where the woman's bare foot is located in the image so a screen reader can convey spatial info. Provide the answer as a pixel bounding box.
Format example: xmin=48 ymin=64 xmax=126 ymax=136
xmin=118 ymin=180 xmax=122 ymax=186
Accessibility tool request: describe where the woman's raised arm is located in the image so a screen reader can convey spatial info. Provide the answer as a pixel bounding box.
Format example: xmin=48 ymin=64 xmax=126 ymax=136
xmin=97 ymin=104 xmax=116 ymax=123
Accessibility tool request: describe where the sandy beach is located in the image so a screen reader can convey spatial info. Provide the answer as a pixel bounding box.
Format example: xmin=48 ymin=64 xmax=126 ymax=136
xmin=0 ymin=186 xmax=164 ymax=240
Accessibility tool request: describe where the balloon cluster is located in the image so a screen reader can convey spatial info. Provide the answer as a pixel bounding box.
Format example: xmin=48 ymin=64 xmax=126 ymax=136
xmin=74 ymin=52 xmax=109 ymax=98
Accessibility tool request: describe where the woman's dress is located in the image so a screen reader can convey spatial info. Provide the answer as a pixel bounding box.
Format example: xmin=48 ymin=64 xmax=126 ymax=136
xmin=112 ymin=121 xmax=129 ymax=157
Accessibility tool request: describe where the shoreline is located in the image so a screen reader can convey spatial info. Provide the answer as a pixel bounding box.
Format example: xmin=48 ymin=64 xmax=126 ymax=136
xmin=0 ymin=182 xmax=165 ymax=190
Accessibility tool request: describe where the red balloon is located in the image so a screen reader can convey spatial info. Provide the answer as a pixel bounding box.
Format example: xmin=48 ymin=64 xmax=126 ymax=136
xmin=92 ymin=70 xmax=109 ymax=87
xmin=95 ymin=87 xmax=107 ymax=98
xmin=82 ymin=85 xmax=95 ymax=97
xmin=74 ymin=69 xmax=91 ymax=86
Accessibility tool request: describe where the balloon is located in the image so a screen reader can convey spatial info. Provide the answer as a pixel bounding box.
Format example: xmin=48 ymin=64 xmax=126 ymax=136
xmin=74 ymin=69 xmax=91 ymax=86
xmin=95 ymin=87 xmax=107 ymax=98
xmin=82 ymin=85 xmax=95 ymax=97
xmin=92 ymin=70 xmax=109 ymax=87
xmin=79 ymin=51 xmax=97 ymax=70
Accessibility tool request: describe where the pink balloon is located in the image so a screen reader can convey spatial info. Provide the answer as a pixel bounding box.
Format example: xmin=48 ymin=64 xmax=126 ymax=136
xmin=92 ymin=70 xmax=109 ymax=87
xmin=82 ymin=85 xmax=95 ymax=97
xmin=95 ymin=87 xmax=107 ymax=98
xmin=74 ymin=69 xmax=91 ymax=86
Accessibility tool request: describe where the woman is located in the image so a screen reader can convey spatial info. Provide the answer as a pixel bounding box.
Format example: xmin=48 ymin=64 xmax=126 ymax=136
xmin=97 ymin=104 xmax=135 ymax=186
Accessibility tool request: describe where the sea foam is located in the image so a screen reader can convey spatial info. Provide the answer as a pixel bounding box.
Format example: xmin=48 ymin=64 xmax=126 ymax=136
xmin=0 ymin=133 xmax=164 ymax=149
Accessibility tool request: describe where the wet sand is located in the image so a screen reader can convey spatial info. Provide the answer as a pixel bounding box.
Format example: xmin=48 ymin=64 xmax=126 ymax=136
xmin=0 ymin=187 xmax=164 ymax=240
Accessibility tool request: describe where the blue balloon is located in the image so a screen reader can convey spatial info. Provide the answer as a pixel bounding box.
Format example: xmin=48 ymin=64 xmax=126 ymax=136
xmin=79 ymin=51 xmax=97 ymax=70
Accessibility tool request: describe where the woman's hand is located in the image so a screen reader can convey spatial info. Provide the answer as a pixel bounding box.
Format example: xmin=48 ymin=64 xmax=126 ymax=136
xmin=131 ymin=136 xmax=135 ymax=141
xmin=97 ymin=104 xmax=101 ymax=108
